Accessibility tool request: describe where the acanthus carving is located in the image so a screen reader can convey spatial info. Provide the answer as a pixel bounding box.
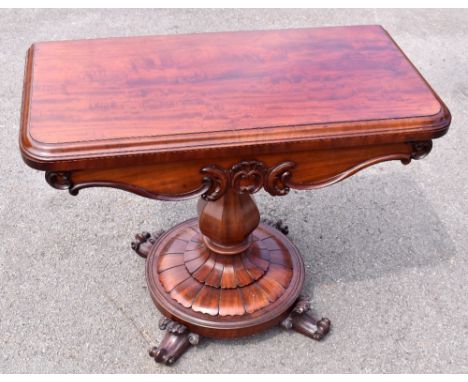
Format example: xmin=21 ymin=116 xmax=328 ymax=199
xmin=264 ymin=161 xmax=295 ymax=196
xmin=148 ymin=317 xmax=200 ymax=365
xmin=231 ymin=161 xmax=265 ymax=194
xmin=131 ymin=230 xmax=166 ymax=259
xmin=200 ymin=166 xmax=228 ymax=201
xmin=201 ymin=160 xmax=297 ymax=201
xmin=45 ymin=141 xmax=433 ymax=203
xmin=281 ymin=295 xmax=331 ymax=341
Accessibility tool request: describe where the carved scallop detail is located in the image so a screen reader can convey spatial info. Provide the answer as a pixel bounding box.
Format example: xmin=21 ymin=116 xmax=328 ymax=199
xmin=156 ymin=222 xmax=293 ymax=316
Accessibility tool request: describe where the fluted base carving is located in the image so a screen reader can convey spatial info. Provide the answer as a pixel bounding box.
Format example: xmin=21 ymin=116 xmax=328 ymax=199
xmin=144 ymin=217 xmax=304 ymax=338
xmin=132 ymin=219 xmax=330 ymax=366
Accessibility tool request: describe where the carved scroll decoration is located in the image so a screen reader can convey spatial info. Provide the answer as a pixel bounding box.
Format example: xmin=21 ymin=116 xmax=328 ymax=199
xmin=131 ymin=230 xmax=166 ymax=259
xmin=45 ymin=171 xmax=72 ymax=190
xmin=199 ymin=140 xmax=432 ymax=201
xmin=399 ymin=140 xmax=433 ymax=165
xmin=201 ymin=160 xmax=296 ymax=201
xmin=264 ymin=161 xmax=295 ymax=196
xmin=231 ymin=161 xmax=266 ymax=194
xmin=148 ymin=317 xmax=200 ymax=365
xmin=280 ymin=295 xmax=331 ymax=341
xmin=200 ymin=166 xmax=229 ymax=201
xmin=410 ymin=140 xmax=433 ymax=160
xmin=44 ymin=140 xmax=433 ymax=202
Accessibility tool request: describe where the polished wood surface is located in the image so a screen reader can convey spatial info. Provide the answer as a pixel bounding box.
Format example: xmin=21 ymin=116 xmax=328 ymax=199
xmin=19 ymin=26 xmax=451 ymax=365
xmin=198 ymin=189 xmax=260 ymax=255
xmin=153 ymin=220 xmax=293 ymax=317
xmin=146 ymin=218 xmax=304 ymax=338
xmin=20 ymin=25 xmax=450 ymax=170
xmin=45 ymin=141 xmax=429 ymax=201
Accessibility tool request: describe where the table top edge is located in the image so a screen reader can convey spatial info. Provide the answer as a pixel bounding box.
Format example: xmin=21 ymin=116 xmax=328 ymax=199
xmin=19 ymin=25 xmax=452 ymax=171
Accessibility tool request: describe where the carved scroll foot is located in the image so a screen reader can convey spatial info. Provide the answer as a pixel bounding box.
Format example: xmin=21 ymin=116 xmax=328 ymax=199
xmin=131 ymin=230 xmax=165 ymax=259
xmin=149 ymin=317 xmax=200 ymax=365
xmin=281 ymin=295 xmax=331 ymax=341
xmin=261 ymin=218 xmax=289 ymax=235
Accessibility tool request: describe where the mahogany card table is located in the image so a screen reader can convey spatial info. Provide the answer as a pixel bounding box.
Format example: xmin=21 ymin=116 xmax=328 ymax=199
xmin=19 ymin=25 xmax=451 ymax=365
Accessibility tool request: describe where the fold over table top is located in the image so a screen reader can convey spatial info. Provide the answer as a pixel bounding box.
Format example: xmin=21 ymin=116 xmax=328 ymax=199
xmin=20 ymin=25 xmax=450 ymax=171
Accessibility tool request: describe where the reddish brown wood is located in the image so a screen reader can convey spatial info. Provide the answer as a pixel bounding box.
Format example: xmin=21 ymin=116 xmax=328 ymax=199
xmin=158 ymin=255 xmax=184 ymax=272
xmin=150 ymin=220 xmax=296 ymax=318
xmin=198 ymin=188 xmax=260 ymax=254
xmin=20 ymin=25 xmax=450 ymax=172
xmin=192 ymin=286 xmax=220 ymax=316
xmin=170 ymin=278 xmax=203 ymax=309
xmin=146 ymin=218 xmax=305 ymax=338
xmin=233 ymin=255 xmax=255 ymax=287
xmin=159 ymin=266 xmax=190 ymax=293
xmin=42 ymin=141 xmax=434 ymax=202
xmin=149 ymin=317 xmax=200 ymax=365
xmin=19 ymin=26 xmax=451 ymax=365
xmin=281 ymin=296 xmax=331 ymax=341
xmin=192 ymin=253 xmax=216 ymax=282
xmin=131 ymin=230 xmax=165 ymax=258
xmin=219 ymin=289 xmax=245 ymax=316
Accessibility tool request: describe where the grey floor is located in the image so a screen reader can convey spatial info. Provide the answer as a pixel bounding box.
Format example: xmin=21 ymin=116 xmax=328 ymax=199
xmin=1 ymin=8 xmax=467 ymax=373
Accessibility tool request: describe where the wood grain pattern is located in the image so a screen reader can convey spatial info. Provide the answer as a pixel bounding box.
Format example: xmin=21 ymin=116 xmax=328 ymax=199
xmin=146 ymin=218 xmax=305 ymax=338
xmin=20 ymin=25 xmax=450 ymax=171
xmin=19 ymin=26 xmax=452 ymax=354
xmin=44 ymin=141 xmax=427 ymax=201
xmin=154 ymin=221 xmax=293 ymax=317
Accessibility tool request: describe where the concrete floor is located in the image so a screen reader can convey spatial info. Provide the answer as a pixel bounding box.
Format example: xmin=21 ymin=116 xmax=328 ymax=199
xmin=1 ymin=9 xmax=467 ymax=373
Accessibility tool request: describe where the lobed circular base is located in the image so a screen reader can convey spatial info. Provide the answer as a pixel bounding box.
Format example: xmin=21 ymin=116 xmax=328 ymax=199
xmin=146 ymin=218 xmax=304 ymax=339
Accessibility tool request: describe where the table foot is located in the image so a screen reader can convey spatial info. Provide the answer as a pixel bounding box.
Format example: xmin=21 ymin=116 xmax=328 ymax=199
xmin=260 ymin=218 xmax=289 ymax=235
xmin=280 ymin=295 xmax=331 ymax=341
xmin=131 ymin=230 xmax=165 ymax=259
xmin=149 ymin=317 xmax=200 ymax=365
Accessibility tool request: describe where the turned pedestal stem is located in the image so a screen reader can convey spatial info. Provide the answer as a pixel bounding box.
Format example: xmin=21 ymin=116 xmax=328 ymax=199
xmin=138 ymin=160 xmax=331 ymax=365
xmin=197 ymin=189 xmax=260 ymax=256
